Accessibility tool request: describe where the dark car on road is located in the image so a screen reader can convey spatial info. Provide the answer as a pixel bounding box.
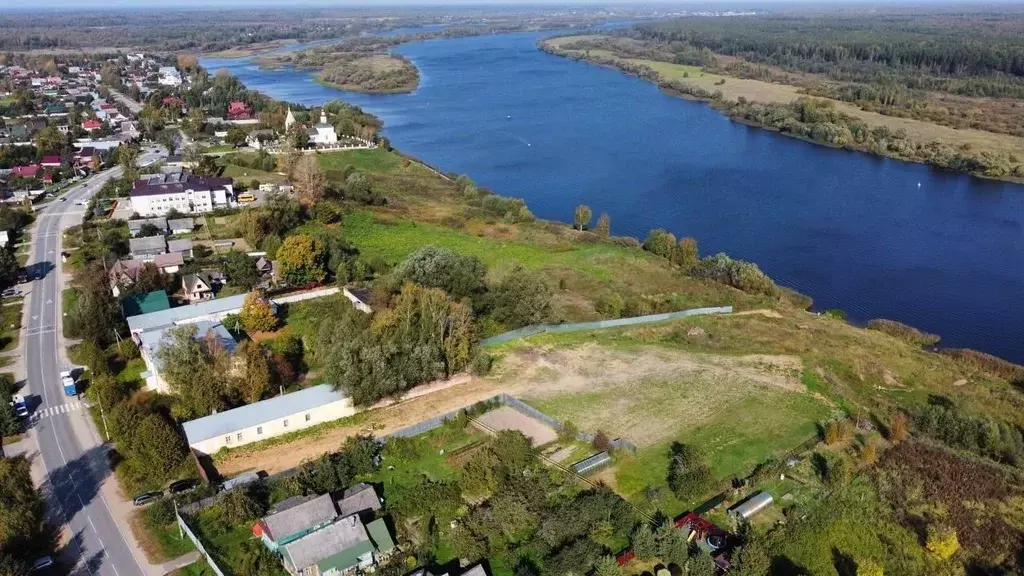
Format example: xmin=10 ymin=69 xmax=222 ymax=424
xmin=132 ymin=491 xmax=163 ymax=506
xmin=168 ymin=479 xmax=198 ymax=494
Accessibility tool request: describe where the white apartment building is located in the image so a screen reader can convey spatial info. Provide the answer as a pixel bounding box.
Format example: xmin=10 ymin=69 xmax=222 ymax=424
xmin=130 ymin=172 xmax=234 ymax=216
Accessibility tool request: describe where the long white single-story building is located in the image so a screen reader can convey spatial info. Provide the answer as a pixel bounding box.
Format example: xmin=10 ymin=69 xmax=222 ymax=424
xmin=182 ymin=385 xmax=356 ymax=455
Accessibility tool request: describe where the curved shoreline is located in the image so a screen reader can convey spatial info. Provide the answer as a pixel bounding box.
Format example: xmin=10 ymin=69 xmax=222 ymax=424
xmin=539 ymin=38 xmax=1024 ymax=186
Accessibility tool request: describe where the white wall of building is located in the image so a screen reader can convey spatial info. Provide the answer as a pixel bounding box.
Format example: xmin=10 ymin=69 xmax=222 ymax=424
xmin=131 ymin=185 xmax=233 ymax=216
xmin=189 ymin=397 xmax=357 ymax=455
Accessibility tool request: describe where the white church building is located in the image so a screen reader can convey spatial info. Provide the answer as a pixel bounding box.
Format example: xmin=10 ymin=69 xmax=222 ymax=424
xmin=285 ymin=108 xmax=338 ymax=146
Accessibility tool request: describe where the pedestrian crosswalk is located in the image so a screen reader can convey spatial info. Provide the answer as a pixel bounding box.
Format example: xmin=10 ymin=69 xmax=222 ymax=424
xmin=32 ymin=401 xmax=88 ymax=419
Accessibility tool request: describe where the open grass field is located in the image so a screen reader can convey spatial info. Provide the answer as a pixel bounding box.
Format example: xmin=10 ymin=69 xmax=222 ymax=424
xmin=340 ymin=209 xmax=764 ymax=321
xmin=546 ymin=36 xmax=1024 ymax=157
xmin=510 ymin=338 xmax=832 ymax=514
xmin=317 ymin=148 xmax=405 ymax=174
xmin=218 ymin=162 xmax=285 ymax=184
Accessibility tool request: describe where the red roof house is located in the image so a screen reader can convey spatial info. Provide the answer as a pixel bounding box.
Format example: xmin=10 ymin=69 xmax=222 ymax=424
xmin=226 ymin=101 xmax=251 ymax=120
xmin=42 ymin=173 xmax=54 ymax=184
xmin=11 ymin=164 xmax=40 ymax=178
xmin=100 ymin=103 xmax=116 ymax=111
xmin=41 ymin=155 xmax=62 ymax=167
xmin=82 ymin=119 xmax=103 ymax=131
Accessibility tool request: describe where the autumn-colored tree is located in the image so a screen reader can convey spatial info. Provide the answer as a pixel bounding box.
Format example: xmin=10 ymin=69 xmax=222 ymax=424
xmin=889 ymin=411 xmax=909 ymax=443
xmin=239 ymin=290 xmax=277 ymax=333
xmin=675 ymin=236 xmax=700 ymax=270
xmin=293 ymin=154 xmax=326 ymax=206
xmin=593 ymin=213 xmax=610 ymax=237
xmin=926 ymin=525 xmax=959 ymax=560
xmin=573 ymin=204 xmax=592 ymax=231
xmin=176 ymin=54 xmax=199 ymax=73
xmin=860 ymin=438 xmax=879 ymax=466
xmin=824 ymin=419 xmax=852 ymax=445
xmin=277 ymin=234 xmax=327 ymax=285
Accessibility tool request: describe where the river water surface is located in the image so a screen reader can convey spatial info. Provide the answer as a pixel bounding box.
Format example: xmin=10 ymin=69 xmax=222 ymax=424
xmin=201 ymin=31 xmax=1024 ymax=363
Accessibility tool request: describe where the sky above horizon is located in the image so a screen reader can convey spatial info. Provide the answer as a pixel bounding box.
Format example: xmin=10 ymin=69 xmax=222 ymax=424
xmin=1 ymin=0 xmax=916 ymax=10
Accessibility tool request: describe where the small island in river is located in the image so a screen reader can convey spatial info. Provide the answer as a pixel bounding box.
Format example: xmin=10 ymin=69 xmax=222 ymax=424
xmin=257 ymin=51 xmax=419 ymax=94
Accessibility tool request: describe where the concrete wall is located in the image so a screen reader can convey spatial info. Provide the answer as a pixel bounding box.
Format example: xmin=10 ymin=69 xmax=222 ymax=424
xmin=189 ymin=396 xmax=357 ymax=455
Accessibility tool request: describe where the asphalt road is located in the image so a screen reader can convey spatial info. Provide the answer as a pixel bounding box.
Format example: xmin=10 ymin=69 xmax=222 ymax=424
xmin=26 ymin=152 xmax=162 ymax=576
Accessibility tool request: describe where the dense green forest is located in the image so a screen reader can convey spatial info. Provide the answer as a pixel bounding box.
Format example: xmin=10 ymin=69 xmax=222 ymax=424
xmin=0 ymin=7 xmax=655 ymax=52
xmin=634 ymin=13 xmax=1024 ymax=98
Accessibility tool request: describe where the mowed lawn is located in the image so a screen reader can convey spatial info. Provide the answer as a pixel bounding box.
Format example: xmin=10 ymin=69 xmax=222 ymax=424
xmin=317 ymin=148 xmax=404 ymax=173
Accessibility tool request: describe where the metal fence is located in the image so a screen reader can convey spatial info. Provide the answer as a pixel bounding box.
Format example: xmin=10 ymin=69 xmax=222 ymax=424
xmin=497 ymin=393 xmax=637 ymax=453
xmin=176 ymin=510 xmax=227 ymax=576
xmin=479 ymin=306 xmax=733 ymax=346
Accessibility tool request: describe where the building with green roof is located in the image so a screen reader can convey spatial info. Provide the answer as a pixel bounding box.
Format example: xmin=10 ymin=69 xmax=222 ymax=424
xmin=120 ymin=290 xmax=171 ymax=317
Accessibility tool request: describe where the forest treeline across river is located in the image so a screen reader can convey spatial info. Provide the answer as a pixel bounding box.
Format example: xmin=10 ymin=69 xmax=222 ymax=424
xmin=541 ymin=11 xmax=1024 ymax=182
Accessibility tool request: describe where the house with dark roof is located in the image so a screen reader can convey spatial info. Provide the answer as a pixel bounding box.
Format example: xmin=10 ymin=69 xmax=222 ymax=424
xmin=127 ymin=217 xmax=168 ymax=237
xmin=255 ymin=494 xmax=338 ymax=551
xmin=280 ymin=514 xmax=394 ymax=576
xmin=74 ymin=147 xmax=98 ymax=168
xmin=182 ymin=274 xmax=212 ymax=302
xmin=336 ymin=483 xmax=381 ymax=521
xmin=128 ymin=235 xmax=167 ymax=259
xmin=167 ymin=238 xmax=194 ymax=258
xmin=167 ymin=218 xmax=195 ymax=235
xmin=130 ymin=172 xmax=234 ymax=216
xmin=109 ymin=255 xmax=182 ymax=296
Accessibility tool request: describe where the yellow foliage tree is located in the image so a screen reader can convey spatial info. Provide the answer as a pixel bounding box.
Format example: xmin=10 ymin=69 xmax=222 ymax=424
xmin=926 ymin=526 xmax=960 ymax=560
xmin=239 ymin=290 xmax=277 ymax=333
xmin=889 ymin=412 xmax=909 ymax=443
xmin=856 ymin=559 xmax=883 ymax=576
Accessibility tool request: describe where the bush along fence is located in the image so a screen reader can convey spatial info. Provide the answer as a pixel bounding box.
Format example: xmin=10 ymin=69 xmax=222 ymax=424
xmin=176 ymin=508 xmax=228 ymax=576
xmin=479 ymin=306 xmax=734 ymax=346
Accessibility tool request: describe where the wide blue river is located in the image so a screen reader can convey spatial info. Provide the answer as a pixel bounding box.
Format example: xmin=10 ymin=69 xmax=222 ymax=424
xmin=202 ymin=30 xmax=1024 ymax=363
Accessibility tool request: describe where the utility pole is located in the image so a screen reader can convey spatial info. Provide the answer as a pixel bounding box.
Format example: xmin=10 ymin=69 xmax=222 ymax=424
xmin=99 ymin=402 xmax=110 ymax=441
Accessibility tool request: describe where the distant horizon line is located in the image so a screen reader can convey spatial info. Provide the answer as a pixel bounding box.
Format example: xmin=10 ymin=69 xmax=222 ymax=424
xmin=3 ymin=0 xmax=1017 ymax=12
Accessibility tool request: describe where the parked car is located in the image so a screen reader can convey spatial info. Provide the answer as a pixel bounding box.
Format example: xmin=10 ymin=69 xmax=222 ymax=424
xmin=2 ymin=288 xmax=22 ymax=299
xmin=168 ymin=479 xmax=198 ymax=494
xmin=132 ymin=491 xmax=163 ymax=506
xmin=11 ymin=394 xmax=28 ymax=418
xmin=59 ymin=197 xmax=66 ymax=202
xmin=30 ymin=556 xmax=54 ymax=572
